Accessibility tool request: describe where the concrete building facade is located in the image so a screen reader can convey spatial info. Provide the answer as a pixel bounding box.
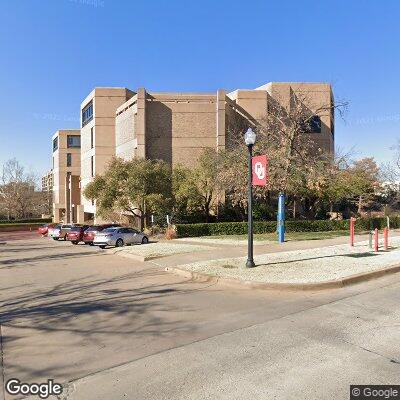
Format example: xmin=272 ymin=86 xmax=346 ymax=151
xmin=77 ymin=87 xmax=134 ymax=223
xmin=52 ymin=129 xmax=81 ymax=223
xmin=51 ymin=82 xmax=334 ymax=224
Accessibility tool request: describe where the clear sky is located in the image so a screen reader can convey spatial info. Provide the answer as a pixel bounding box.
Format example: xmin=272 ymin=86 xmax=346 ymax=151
xmin=0 ymin=0 xmax=399 ymax=178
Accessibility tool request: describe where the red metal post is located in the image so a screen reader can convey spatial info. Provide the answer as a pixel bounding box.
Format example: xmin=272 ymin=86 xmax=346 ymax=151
xmin=350 ymin=218 xmax=355 ymax=247
xmin=374 ymin=228 xmax=379 ymax=252
xmin=384 ymin=227 xmax=388 ymax=250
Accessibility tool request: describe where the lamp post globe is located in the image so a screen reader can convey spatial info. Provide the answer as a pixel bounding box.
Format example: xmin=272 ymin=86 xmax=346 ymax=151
xmin=245 ymin=127 xmax=256 ymax=269
xmin=244 ymin=127 xmax=256 ymax=146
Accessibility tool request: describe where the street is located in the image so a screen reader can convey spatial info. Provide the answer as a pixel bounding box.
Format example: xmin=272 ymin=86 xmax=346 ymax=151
xmin=1 ymin=237 xmax=399 ymax=399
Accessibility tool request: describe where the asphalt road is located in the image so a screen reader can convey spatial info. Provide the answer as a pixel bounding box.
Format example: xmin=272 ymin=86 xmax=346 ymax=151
xmin=0 ymin=237 xmax=399 ymax=400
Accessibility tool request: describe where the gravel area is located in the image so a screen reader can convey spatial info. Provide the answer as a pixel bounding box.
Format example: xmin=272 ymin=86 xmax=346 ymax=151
xmin=178 ymin=237 xmax=400 ymax=284
xmin=113 ymin=242 xmax=214 ymax=259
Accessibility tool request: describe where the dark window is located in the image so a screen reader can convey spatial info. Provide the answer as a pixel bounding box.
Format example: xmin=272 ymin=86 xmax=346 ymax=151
xmin=90 ymin=127 xmax=94 ymax=148
xmin=82 ymin=101 xmax=93 ymax=127
xmin=67 ymin=153 xmax=72 ymax=167
xmin=67 ymin=135 xmax=81 ymax=148
xmin=302 ymin=115 xmax=322 ymax=133
xmin=91 ymin=156 xmax=94 ymax=177
xmin=53 ymin=137 xmax=58 ymax=152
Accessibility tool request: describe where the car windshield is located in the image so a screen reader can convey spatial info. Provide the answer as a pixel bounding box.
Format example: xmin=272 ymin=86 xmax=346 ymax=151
xmin=87 ymin=225 xmax=101 ymax=231
xmin=102 ymin=228 xmax=117 ymax=233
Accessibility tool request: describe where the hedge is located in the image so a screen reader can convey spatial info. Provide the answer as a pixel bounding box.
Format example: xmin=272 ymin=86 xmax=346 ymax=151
xmin=175 ymin=216 xmax=400 ymax=238
xmin=0 ymin=222 xmax=48 ymax=232
xmin=0 ymin=218 xmax=52 ymax=225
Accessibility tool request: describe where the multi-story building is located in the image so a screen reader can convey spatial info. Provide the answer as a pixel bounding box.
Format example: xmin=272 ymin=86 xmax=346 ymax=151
xmin=41 ymin=169 xmax=53 ymax=192
xmin=77 ymin=87 xmax=134 ymax=223
xmin=51 ymin=82 xmax=334 ymax=224
xmin=52 ymin=129 xmax=81 ymax=223
xmin=114 ymin=82 xmax=334 ymax=167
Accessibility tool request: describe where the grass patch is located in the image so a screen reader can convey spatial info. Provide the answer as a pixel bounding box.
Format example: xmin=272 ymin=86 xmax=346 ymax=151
xmin=206 ymin=230 xmax=353 ymax=242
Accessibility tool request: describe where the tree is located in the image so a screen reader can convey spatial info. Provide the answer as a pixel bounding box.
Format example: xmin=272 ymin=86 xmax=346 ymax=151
xmin=172 ymin=149 xmax=223 ymax=222
xmin=349 ymin=157 xmax=380 ymax=213
xmin=83 ymin=157 xmax=172 ymax=230
xmin=0 ymin=158 xmax=38 ymax=219
xmin=220 ymin=89 xmax=348 ymax=219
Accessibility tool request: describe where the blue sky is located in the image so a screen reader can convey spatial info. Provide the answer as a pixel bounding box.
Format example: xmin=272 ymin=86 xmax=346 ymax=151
xmin=0 ymin=0 xmax=399 ymax=178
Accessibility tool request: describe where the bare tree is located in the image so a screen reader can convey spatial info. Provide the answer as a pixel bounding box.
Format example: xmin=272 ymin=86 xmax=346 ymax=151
xmin=220 ymin=89 xmax=348 ymax=218
xmin=0 ymin=158 xmax=39 ymax=219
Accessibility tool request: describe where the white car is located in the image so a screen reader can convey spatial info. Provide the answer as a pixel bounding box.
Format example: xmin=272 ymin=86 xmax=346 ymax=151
xmin=93 ymin=227 xmax=149 ymax=249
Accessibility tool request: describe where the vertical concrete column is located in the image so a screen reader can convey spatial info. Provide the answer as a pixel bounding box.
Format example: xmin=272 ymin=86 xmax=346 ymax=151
xmin=76 ymin=205 xmax=84 ymax=224
xmin=65 ymin=174 xmax=71 ymax=224
xmin=216 ymin=89 xmax=226 ymax=152
xmin=136 ymin=88 xmax=147 ymax=158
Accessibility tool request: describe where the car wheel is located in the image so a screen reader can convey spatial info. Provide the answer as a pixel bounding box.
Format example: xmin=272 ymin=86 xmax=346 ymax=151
xmin=141 ymin=236 xmax=149 ymax=244
xmin=72 ymin=241 xmax=78 ymax=245
xmin=116 ymin=238 xmax=124 ymax=247
xmin=89 ymin=242 xmax=94 ymax=246
xmin=53 ymin=237 xmax=59 ymax=241
xmin=99 ymin=245 xmax=106 ymax=249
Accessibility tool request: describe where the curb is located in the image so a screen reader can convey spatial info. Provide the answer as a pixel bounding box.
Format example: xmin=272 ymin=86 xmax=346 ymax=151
xmin=110 ymin=250 xmax=163 ymax=262
xmin=165 ymin=264 xmax=400 ymax=291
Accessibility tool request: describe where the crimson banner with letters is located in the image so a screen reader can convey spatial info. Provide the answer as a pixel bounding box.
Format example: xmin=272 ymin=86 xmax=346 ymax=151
xmin=252 ymin=155 xmax=268 ymax=186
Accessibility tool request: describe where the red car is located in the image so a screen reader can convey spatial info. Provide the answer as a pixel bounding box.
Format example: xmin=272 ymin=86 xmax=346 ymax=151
xmin=38 ymin=223 xmax=56 ymax=236
xmin=82 ymin=224 xmax=121 ymax=245
xmin=66 ymin=225 xmax=89 ymax=245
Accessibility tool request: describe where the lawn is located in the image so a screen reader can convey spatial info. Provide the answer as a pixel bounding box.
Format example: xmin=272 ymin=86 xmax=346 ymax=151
xmin=207 ymin=230 xmax=351 ymax=242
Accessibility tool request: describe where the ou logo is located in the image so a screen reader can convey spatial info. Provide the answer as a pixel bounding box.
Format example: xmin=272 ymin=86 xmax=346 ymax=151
xmin=254 ymin=162 xmax=266 ymax=180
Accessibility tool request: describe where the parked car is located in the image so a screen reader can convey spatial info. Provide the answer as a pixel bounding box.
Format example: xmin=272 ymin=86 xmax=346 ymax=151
xmin=82 ymin=224 xmax=121 ymax=245
xmin=48 ymin=224 xmax=73 ymax=241
xmin=48 ymin=224 xmax=62 ymax=240
xmin=66 ymin=225 xmax=89 ymax=244
xmin=94 ymin=227 xmax=149 ymax=249
xmin=38 ymin=223 xmax=56 ymax=236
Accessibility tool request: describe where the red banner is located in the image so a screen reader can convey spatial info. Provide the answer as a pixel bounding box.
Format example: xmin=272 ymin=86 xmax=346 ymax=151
xmin=252 ymin=155 xmax=268 ymax=186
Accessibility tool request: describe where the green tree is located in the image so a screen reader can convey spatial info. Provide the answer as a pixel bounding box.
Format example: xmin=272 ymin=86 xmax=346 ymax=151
xmin=84 ymin=157 xmax=172 ymax=230
xmin=172 ymin=149 xmax=222 ymax=222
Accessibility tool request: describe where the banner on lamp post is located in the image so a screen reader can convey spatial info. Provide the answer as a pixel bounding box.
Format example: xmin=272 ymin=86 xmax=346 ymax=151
xmin=252 ymin=155 xmax=268 ymax=186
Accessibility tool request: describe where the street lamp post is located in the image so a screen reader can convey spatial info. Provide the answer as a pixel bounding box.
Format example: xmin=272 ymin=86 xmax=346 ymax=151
xmin=245 ymin=127 xmax=256 ymax=268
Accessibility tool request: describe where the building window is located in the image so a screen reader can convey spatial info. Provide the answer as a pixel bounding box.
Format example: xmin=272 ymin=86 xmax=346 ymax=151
xmin=90 ymin=127 xmax=94 ymax=149
xmin=67 ymin=135 xmax=81 ymax=148
xmin=53 ymin=137 xmax=58 ymax=152
xmin=91 ymin=156 xmax=94 ymax=177
xmin=67 ymin=153 xmax=72 ymax=167
xmin=302 ymin=115 xmax=322 ymax=133
xmin=82 ymin=101 xmax=93 ymax=127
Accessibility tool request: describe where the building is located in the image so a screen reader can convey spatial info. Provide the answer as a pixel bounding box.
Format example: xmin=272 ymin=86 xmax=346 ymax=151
xmin=77 ymin=87 xmax=134 ymax=223
xmin=41 ymin=169 xmax=53 ymax=192
xmin=52 ymin=129 xmax=81 ymax=223
xmin=114 ymin=82 xmax=334 ymax=167
xmin=51 ymin=82 xmax=334 ymax=224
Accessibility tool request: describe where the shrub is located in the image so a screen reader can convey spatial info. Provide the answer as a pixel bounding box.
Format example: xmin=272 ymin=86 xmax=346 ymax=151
xmin=165 ymin=226 xmax=177 ymax=240
xmin=175 ymin=216 xmax=400 ymax=238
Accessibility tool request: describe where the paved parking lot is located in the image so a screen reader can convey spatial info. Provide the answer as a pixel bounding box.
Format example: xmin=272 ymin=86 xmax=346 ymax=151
xmin=1 ymin=236 xmax=400 ymax=399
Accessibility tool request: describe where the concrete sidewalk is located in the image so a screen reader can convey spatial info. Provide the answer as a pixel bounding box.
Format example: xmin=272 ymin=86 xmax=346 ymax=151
xmin=154 ymin=231 xmax=400 ymax=269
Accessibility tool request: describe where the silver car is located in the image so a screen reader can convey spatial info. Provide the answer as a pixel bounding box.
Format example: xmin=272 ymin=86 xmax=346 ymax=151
xmin=48 ymin=224 xmax=62 ymax=240
xmin=93 ymin=227 xmax=149 ymax=249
